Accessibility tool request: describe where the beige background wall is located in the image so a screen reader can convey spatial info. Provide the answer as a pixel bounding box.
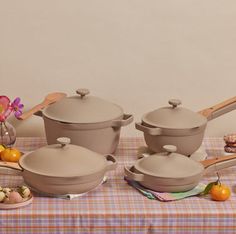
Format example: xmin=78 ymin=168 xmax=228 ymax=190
xmin=0 ymin=0 xmax=236 ymax=138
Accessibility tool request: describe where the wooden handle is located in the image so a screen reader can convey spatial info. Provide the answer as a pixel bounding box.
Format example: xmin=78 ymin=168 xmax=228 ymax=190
xmin=0 ymin=160 xmax=22 ymax=171
xmin=19 ymin=103 xmax=46 ymax=120
xmin=19 ymin=92 xmax=67 ymax=120
xmin=198 ymin=96 xmax=236 ymax=120
xmin=200 ymin=154 xmax=236 ymax=173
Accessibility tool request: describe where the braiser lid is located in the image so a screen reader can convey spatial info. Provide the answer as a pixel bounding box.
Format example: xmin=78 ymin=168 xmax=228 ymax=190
xmin=134 ymin=145 xmax=204 ymax=179
xmin=19 ymin=137 xmax=107 ymax=177
xmin=43 ymin=89 xmax=124 ymax=124
xmin=142 ymin=99 xmax=206 ymax=129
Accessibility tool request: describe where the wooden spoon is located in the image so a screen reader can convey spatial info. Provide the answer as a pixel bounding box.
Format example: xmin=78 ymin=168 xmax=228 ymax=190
xmin=19 ymin=92 xmax=67 ymax=120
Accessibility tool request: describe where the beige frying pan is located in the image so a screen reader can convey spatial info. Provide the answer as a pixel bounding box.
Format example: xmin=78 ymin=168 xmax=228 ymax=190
xmin=124 ymin=145 xmax=236 ymax=192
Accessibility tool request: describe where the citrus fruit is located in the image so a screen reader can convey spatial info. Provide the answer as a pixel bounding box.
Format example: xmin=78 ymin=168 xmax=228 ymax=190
xmin=0 ymin=148 xmax=21 ymax=162
xmin=210 ymin=183 xmax=231 ymax=201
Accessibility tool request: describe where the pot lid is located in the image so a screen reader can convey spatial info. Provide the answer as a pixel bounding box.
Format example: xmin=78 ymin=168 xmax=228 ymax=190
xmin=142 ymin=99 xmax=206 ymax=129
xmin=43 ymin=89 xmax=124 ymax=124
xmin=19 ymin=137 xmax=108 ymax=177
xmin=134 ymin=145 xmax=204 ymax=179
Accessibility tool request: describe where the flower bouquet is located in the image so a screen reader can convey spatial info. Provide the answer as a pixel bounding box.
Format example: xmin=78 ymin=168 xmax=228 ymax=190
xmin=0 ymin=96 xmax=24 ymax=146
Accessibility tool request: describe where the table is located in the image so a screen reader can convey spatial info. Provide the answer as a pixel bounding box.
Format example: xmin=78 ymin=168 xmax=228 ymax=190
xmin=0 ymin=137 xmax=236 ymax=234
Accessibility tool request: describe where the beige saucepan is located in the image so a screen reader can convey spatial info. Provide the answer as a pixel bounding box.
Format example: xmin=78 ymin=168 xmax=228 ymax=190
xmin=124 ymin=145 xmax=236 ymax=192
xmin=0 ymin=138 xmax=117 ymax=195
xmin=21 ymin=89 xmax=133 ymax=154
xmin=136 ymin=96 xmax=236 ymax=155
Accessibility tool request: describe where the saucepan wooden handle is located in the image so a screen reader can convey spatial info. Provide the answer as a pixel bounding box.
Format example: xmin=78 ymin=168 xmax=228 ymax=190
xmin=198 ymin=96 xmax=236 ymax=120
xmin=201 ymin=154 xmax=236 ymax=174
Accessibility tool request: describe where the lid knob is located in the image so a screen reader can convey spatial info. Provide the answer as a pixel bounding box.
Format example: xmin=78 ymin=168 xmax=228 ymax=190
xmin=168 ymin=99 xmax=182 ymax=108
xmin=57 ymin=137 xmax=71 ymax=147
xmin=163 ymin=145 xmax=177 ymax=154
xmin=76 ymin=89 xmax=90 ymax=98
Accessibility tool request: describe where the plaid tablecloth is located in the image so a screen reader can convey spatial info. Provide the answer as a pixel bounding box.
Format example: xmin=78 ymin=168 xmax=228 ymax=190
xmin=0 ymin=137 xmax=236 ymax=234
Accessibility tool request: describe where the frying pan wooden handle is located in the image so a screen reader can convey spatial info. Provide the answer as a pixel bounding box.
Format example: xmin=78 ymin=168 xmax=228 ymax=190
xmin=200 ymin=154 xmax=236 ymax=174
xmin=0 ymin=161 xmax=22 ymax=171
xmin=198 ymin=96 xmax=236 ymax=120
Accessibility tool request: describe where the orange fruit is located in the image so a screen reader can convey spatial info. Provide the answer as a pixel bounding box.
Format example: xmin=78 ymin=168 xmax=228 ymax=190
xmin=210 ymin=184 xmax=231 ymax=201
xmin=1 ymin=148 xmax=21 ymax=162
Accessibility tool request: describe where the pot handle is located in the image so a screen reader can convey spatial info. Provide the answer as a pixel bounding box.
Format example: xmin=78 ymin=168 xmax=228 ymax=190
xmin=135 ymin=122 xmax=162 ymax=136
xmin=201 ymin=153 xmax=236 ymax=174
xmin=104 ymin=154 xmax=118 ymax=171
xmin=0 ymin=161 xmax=22 ymax=174
xmin=124 ymin=166 xmax=145 ymax=182
xmin=111 ymin=114 xmax=134 ymax=128
xmin=198 ymin=96 xmax=236 ymax=120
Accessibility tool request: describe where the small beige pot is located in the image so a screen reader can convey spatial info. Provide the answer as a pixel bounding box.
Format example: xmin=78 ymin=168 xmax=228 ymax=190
xmin=125 ymin=145 xmax=236 ymax=192
xmin=0 ymin=138 xmax=118 ymax=195
xmin=136 ymin=97 xmax=236 ymax=155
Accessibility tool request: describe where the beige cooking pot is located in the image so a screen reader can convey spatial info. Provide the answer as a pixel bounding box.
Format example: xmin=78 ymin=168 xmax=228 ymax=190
xmin=136 ymin=96 xmax=236 ymax=155
xmin=124 ymin=145 xmax=236 ymax=192
xmin=22 ymin=89 xmax=133 ymax=154
xmin=0 ymin=137 xmax=117 ymax=195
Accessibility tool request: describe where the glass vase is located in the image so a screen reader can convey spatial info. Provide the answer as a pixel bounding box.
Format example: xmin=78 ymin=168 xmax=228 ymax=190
xmin=0 ymin=121 xmax=16 ymax=146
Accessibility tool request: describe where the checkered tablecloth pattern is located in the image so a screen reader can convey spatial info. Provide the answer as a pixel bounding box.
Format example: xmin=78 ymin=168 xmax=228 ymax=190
xmin=0 ymin=137 xmax=236 ymax=234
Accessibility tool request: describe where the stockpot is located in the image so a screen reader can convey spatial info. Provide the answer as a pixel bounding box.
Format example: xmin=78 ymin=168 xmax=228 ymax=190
xmin=0 ymin=137 xmax=117 ymax=195
xmin=136 ymin=97 xmax=236 ymax=155
xmin=35 ymin=89 xmax=133 ymax=154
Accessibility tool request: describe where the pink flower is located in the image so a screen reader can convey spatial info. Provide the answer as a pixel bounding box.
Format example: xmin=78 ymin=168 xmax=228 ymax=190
xmin=0 ymin=96 xmax=12 ymax=122
xmin=11 ymin=97 xmax=24 ymax=119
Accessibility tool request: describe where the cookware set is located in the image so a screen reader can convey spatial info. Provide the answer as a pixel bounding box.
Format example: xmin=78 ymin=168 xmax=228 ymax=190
xmin=1 ymin=90 xmax=236 ymax=195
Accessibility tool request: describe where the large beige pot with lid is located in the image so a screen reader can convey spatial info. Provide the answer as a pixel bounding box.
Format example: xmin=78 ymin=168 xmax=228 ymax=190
xmin=125 ymin=145 xmax=236 ymax=192
xmin=136 ymin=97 xmax=236 ymax=155
xmin=0 ymin=137 xmax=117 ymax=195
xmin=37 ymin=89 xmax=133 ymax=154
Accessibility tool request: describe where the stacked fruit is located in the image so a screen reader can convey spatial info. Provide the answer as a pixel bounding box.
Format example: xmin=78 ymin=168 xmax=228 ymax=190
xmin=224 ymin=133 xmax=236 ymax=153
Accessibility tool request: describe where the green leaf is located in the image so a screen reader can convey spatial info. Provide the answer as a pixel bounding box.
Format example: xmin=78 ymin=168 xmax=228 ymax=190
xmin=200 ymin=181 xmax=218 ymax=196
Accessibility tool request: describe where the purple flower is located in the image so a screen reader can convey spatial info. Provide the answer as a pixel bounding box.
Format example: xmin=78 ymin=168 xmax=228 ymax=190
xmin=11 ymin=97 xmax=24 ymax=119
xmin=0 ymin=96 xmax=12 ymax=122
